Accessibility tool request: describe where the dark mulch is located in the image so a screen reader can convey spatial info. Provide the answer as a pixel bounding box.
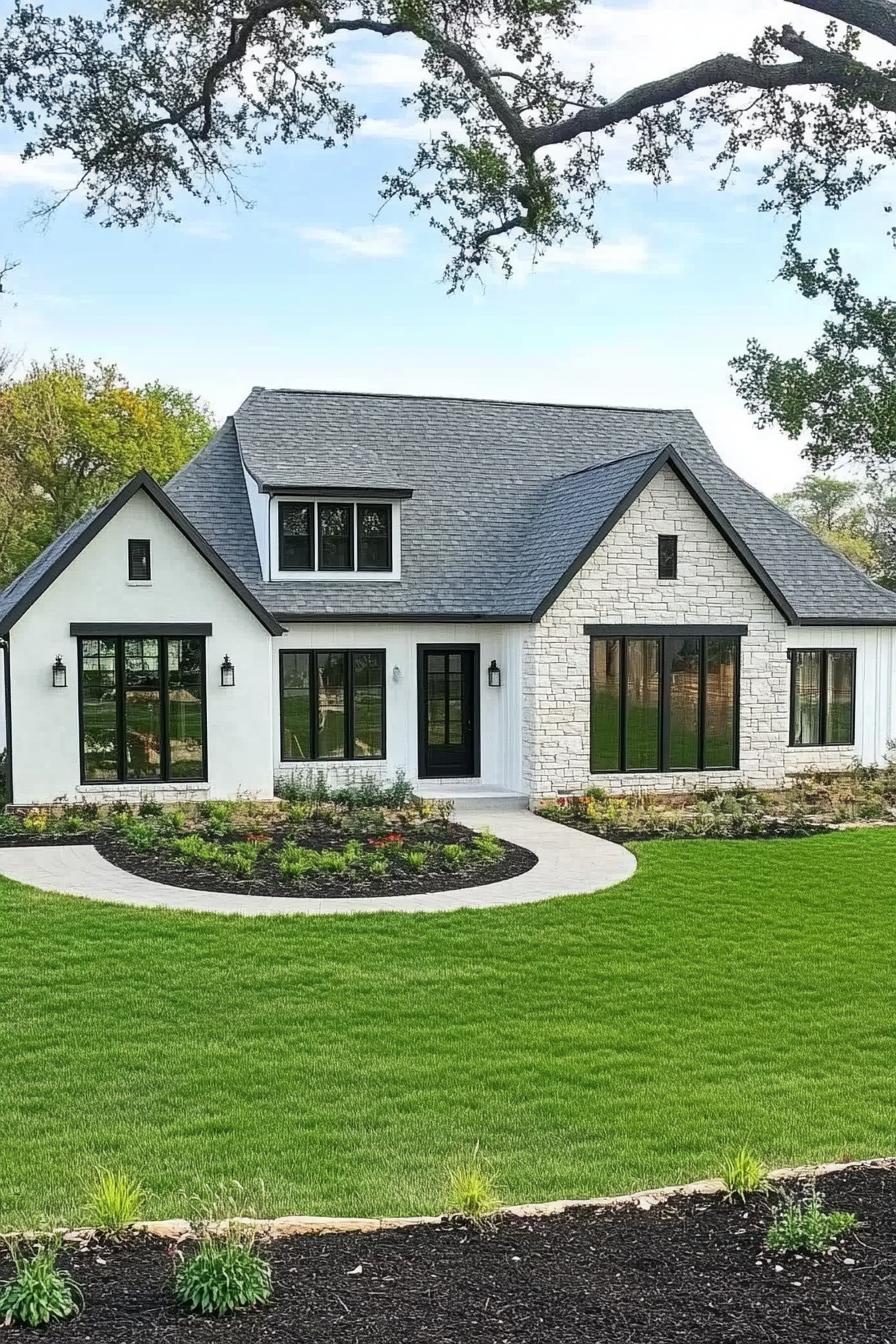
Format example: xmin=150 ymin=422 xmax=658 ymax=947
xmin=544 ymin=815 xmax=834 ymax=843
xmin=0 ymin=832 xmax=96 ymax=848
xmin=3 ymin=1166 xmax=894 ymax=1342
xmin=93 ymin=822 xmax=538 ymax=899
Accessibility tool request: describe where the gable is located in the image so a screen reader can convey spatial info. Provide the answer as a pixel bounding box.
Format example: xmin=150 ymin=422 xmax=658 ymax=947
xmin=0 ymin=473 xmax=282 ymax=636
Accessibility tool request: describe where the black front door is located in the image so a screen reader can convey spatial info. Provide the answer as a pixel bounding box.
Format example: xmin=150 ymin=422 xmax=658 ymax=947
xmin=418 ymin=645 xmax=479 ymax=778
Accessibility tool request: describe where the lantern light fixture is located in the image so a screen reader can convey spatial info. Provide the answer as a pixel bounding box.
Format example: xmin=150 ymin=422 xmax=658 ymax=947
xmin=52 ymin=654 xmax=67 ymax=688
xmin=487 ymin=659 xmax=501 ymax=688
xmin=220 ymin=654 xmax=235 ymax=688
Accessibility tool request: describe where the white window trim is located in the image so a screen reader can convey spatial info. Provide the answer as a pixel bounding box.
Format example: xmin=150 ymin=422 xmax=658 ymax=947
xmin=269 ymin=496 xmax=402 ymax=582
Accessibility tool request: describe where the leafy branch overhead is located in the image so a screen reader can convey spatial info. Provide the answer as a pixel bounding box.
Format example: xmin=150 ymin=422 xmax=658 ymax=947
xmin=4 ymin=0 xmax=896 ymax=288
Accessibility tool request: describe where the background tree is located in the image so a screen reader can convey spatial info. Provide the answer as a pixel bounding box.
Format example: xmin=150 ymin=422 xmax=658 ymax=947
xmin=4 ymin=2 xmax=896 ymax=467
xmin=775 ymin=470 xmax=896 ymax=585
xmin=0 ymin=356 xmax=214 ymax=585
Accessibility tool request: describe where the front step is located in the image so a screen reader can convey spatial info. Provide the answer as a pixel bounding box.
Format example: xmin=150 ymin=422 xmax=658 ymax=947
xmin=417 ymin=782 xmax=530 ymax=813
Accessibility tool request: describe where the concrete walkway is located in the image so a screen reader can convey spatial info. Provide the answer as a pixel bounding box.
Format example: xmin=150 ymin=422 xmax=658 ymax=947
xmin=0 ymin=810 xmax=636 ymax=916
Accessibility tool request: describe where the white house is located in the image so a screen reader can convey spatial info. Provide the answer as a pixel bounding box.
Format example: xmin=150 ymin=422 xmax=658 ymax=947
xmin=1 ymin=387 xmax=895 ymax=807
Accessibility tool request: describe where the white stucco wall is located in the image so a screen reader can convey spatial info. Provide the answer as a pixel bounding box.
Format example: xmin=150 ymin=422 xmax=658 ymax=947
xmin=8 ymin=491 xmax=274 ymax=804
xmin=523 ymin=465 xmax=793 ymax=797
xmin=275 ymin=621 xmax=524 ymax=791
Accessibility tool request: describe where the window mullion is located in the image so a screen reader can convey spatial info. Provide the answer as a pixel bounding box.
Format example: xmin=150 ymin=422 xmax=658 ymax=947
xmin=346 ymin=651 xmax=354 ymax=760
xmin=160 ymin=637 xmax=170 ymax=781
xmin=619 ymin=639 xmax=627 ymax=774
xmin=697 ymin=636 xmax=706 ymax=772
xmin=310 ymin=651 xmax=319 ymax=760
xmin=820 ymin=650 xmax=829 ymax=746
xmin=115 ymin=637 xmax=126 ymax=783
xmin=660 ymin=637 xmax=670 ymax=772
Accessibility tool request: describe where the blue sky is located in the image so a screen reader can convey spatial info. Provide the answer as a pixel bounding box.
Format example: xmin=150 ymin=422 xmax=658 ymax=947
xmin=1 ymin=0 xmax=893 ymax=493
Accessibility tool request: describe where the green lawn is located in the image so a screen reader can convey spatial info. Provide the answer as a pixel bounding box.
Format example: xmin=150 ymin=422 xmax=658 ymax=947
xmin=2 ymin=829 xmax=896 ymax=1226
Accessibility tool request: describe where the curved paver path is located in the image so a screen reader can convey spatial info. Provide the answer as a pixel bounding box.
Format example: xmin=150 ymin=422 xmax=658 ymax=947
xmin=0 ymin=809 xmax=636 ymax=915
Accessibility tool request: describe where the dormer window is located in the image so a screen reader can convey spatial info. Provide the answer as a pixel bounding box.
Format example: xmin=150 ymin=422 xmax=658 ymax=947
xmin=276 ymin=499 xmax=396 ymax=576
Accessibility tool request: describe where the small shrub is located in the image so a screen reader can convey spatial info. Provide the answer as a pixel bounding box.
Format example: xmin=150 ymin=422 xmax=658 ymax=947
xmin=22 ymin=813 xmax=48 ymax=833
xmin=171 ymin=834 xmax=224 ymax=867
xmin=113 ymin=816 xmax=162 ymax=851
xmin=137 ymin=798 xmax=164 ymax=818
xmin=317 ymin=848 xmax=350 ymax=874
xmin=720 ymin=1147 xmax=767 ymax=1200
xmin=471 ymin=829 xmax=503 ymax=863
xmin=198 ymin=800 xmax=235 ymax=838
xmin=441 ymin=842 xmax=472 ymax=869
xmin=0 ymin=1240 xmax=79 ymax=1328
xmin=217 ymin=841 xmax=267 ymax=877
xmin=367 ymin=857 xmax=389 ymax=876
xmin=765 ymin=1192 xmax=857 ymax=1254
xmin=403 ymin=846 xmax=428 ymax=872
xmin=174 ymin=1235 xmax=271 ymax=1316
xmin=276 ymin=842 xmax=322 ymax=879
xmin=84 ymin=1168 xmax=147 ymax=1230
xmin=446 ymin=1147 xmax=500 ymax=1221
xmin=0 ymin=813 xmax=23 ymax=836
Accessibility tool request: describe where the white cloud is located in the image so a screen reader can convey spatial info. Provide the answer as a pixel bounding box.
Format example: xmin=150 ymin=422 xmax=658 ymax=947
xmin=540 ymin=235 xmax=675 ymax=276
xmin=0 ymin=151 xmax=79 ymax=191
xmin=359 ymin=114 xmax=456 ymax=141
xmin=295 ymin=224 xmax=407 ymax=258
xmin=337 ymin=49 xmax=423 ymax=90
xmin=180 ymin=221 xmax=231 ymax=240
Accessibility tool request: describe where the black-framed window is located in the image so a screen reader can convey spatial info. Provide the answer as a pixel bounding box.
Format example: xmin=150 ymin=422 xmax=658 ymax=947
xmin=789 ymin=647 xmax=856 ymax=747
xmin=358 ymin=504 xmax=392 ymax=571
xmin=128 ymin=538 xmax=151 ymax=581
xmin=590 ymin=632 xmax=740 ymax=773
xmin=279 ymin=502 xmax=312 ymax=571
xmin=78 ymin=635 xmax=207 ymax=783
xmin=280 ymin=649 xmax=386 ymax=761
xmin=318 ymin=504 xmax=353 ymax=571
xmin=658 ymin=534 xmax=678 ymax=580
xmin=277 ymin=501 xmax=394 ymax=573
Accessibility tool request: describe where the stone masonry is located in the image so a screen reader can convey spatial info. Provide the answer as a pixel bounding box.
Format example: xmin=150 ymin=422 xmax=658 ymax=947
xmin=523 ymin=465 xmax=792 ymax=798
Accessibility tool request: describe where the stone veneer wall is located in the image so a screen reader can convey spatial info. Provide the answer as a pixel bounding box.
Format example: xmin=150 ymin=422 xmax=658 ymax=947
xmin=522 ymin=465 xmax=792 ymax=798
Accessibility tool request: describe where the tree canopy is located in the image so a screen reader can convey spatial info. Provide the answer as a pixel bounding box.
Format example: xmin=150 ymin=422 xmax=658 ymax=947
xmin=3 ymin=1 xmax=896 ymax=467
xmin=0 ymin=357 xmax=214 ymax=585
xmin=776 ymin=470 xmax=896 ymax=585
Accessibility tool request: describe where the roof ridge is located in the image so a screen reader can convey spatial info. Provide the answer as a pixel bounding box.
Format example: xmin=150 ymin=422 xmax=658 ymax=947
xmin=242 ymin=386 xmax=697 ymax=416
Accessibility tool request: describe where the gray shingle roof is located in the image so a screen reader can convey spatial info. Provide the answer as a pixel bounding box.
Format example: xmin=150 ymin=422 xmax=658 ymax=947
xmin=6 ymin=388 xmax=896 ymax=628
xmin=167 ymin=387 xmax=896 ymax=623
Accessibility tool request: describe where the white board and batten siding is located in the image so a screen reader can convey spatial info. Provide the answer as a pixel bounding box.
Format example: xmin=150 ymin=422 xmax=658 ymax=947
xmin=274 ymin=622 xmax=525 ymax=793
xmin=786 ymin=626 xmax=896 ymax=767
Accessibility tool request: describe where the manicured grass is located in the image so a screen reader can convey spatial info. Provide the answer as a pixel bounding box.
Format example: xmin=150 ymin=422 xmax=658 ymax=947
xmin=2 ymin=830 xmax=896 ymax=1226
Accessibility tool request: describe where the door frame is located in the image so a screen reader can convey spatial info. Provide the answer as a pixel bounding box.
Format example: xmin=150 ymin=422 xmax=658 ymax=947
xmin=416 ymin=643 xmax=481 ymax=779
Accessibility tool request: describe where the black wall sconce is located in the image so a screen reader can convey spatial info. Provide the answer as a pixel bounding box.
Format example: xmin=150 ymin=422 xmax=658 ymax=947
xmin=52 ymin=654 xmax=67 ymax=688
xmin=487 ymin=659 xmax=501 ymax=688
xmin=220 ymin=654 xmax=235 ymax=687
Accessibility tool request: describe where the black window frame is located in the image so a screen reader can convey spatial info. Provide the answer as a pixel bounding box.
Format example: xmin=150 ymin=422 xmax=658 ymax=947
xmin=317 ymin=503 xmax=354 ymax=572
xmin=127 ymin=538 xmax=151 ymax=582
xmin=77 ymin=634 xmax=208 ymax=784
xmin=279 ymin=648 xmax=387 ymax=762
xmin=657 ymin=534 xmax=678 ymax=580
xmin=278 ymin=502 xmax=313 ymax=573
xmin=788 ymin=647 xmax=856 ymax=747
xmin=357 ymin=503 xmax=393 ymax=572
xmin=589 ymin=630 xmax=741 ymax=774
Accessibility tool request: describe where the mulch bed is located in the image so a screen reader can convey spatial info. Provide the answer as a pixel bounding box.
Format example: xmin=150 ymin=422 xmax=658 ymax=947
xmin=93 ymin=822 xmax=538 ymax=899
xmin=543 ymin=815 xmax=835 ymax=843
xmin=3 ymin=1165 xmax=894 ymax=1341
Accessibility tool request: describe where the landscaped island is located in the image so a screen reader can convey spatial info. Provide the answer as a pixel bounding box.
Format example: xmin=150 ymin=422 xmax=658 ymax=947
xmin=0 ymin=777 xmax=536 ymax=898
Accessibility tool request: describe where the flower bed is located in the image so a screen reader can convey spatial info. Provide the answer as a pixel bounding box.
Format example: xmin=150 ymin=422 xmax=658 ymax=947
xmin=0 ymin=1163 xmax=890 ymax=1342
xmin=537 ymin=764 xmax=896 ymax=842
xmin=0 ymin=780 xmax=536 ymax=898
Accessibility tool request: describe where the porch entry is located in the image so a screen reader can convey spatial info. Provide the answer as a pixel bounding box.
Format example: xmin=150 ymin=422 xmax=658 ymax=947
xmin=417 ymin=644 xmax=480 ymax=778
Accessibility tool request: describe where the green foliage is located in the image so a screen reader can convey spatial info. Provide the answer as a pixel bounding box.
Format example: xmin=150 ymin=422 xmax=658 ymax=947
xmin=173 ymin=1236 xmax=271 ymax=1316
xmin=0 ymin=356 xmax=213 ymax=586
xmin=446 ymin=1147 xmax=500 ymax=1221
xmin=440 ymin=842 xmax=472 ymax=869
xmin=720 ymin=1148 xmax=767 ymax=1200
xmin=0 ymin=1240 xmax=79 ymax=1327
xmin=83 ymin=1168 xmax=146 ymax=1230
xmin=765 ymin=1192 xmax=857 ymax=1253
xmin=403 ymin=846 xmax=429 ymax=871
xmin=275 ymin=841 xmax=322 ymax=879
xmin=471 ymin=829 xmax=503 ymax=863
xmin=171 ymin=834 xmax=224 ymax=866
xmin=275 ymin=770 xmax=418 ymax=810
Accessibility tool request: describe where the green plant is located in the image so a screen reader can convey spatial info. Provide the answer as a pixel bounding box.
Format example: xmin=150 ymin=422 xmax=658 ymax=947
xmin=113 ymin=815 xmax=162 ymax=851
xmin=275 ymin=841 xmax=322 ymax=879
xmin=765 ymin=1192 xmax=857 ymax=1253
xmin=174 ymin=1235 xmax=272 ymax=1316
xmin=368 ymin=857 xmax=389 ymax=876
xmin=217 ymin=842 xmax=267 ymax=877
xmin=441 ymin=842 xmax=471 ymax=869
xmin=83 ymin=1167 xmax=146 ymax=1230
xmin=403 ymin=846 xmax=428 ymax=871
xmin=0 ymin=813 xmax=23 ymax=836
xmin=0 ymin=1240 xmax=79 ymax=1327
xmin=446 ymin=1146 xmax=500 ymax=1221
xmin=720 ymin=1147 xmax=767 ymax=1200
xmin=471 ymin=829 xmax=503 ymax=862
xmin=137 ymin=798 xmax=164 ymax=818
xmin=317 ymin=848 xmax=350 ymax=874
xmin=198 ymin=800 xmax=235 ymax=839
xmin=171 ymin=834 xmax=225 ymax=866
xmin=22 ymin=813 xmax=48 ymax=833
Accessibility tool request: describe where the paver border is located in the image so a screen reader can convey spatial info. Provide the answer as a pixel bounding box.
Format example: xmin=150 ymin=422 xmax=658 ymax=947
xmin=0 ymin=808 xmax=636 ymax=915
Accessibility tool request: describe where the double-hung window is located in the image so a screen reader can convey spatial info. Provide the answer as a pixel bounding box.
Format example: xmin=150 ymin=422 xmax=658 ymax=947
xmin=280 ymin=650 xmax=386 ymax=761
xmin=789 ymin=648 xmax=856 ymax=746
xmin=278 ymin=501 xmax=393 ymax=573
xmin=79 ymin=635 xmax=206 ymax=782
xmin=589 ymin=629 xmax=740 ymax=773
